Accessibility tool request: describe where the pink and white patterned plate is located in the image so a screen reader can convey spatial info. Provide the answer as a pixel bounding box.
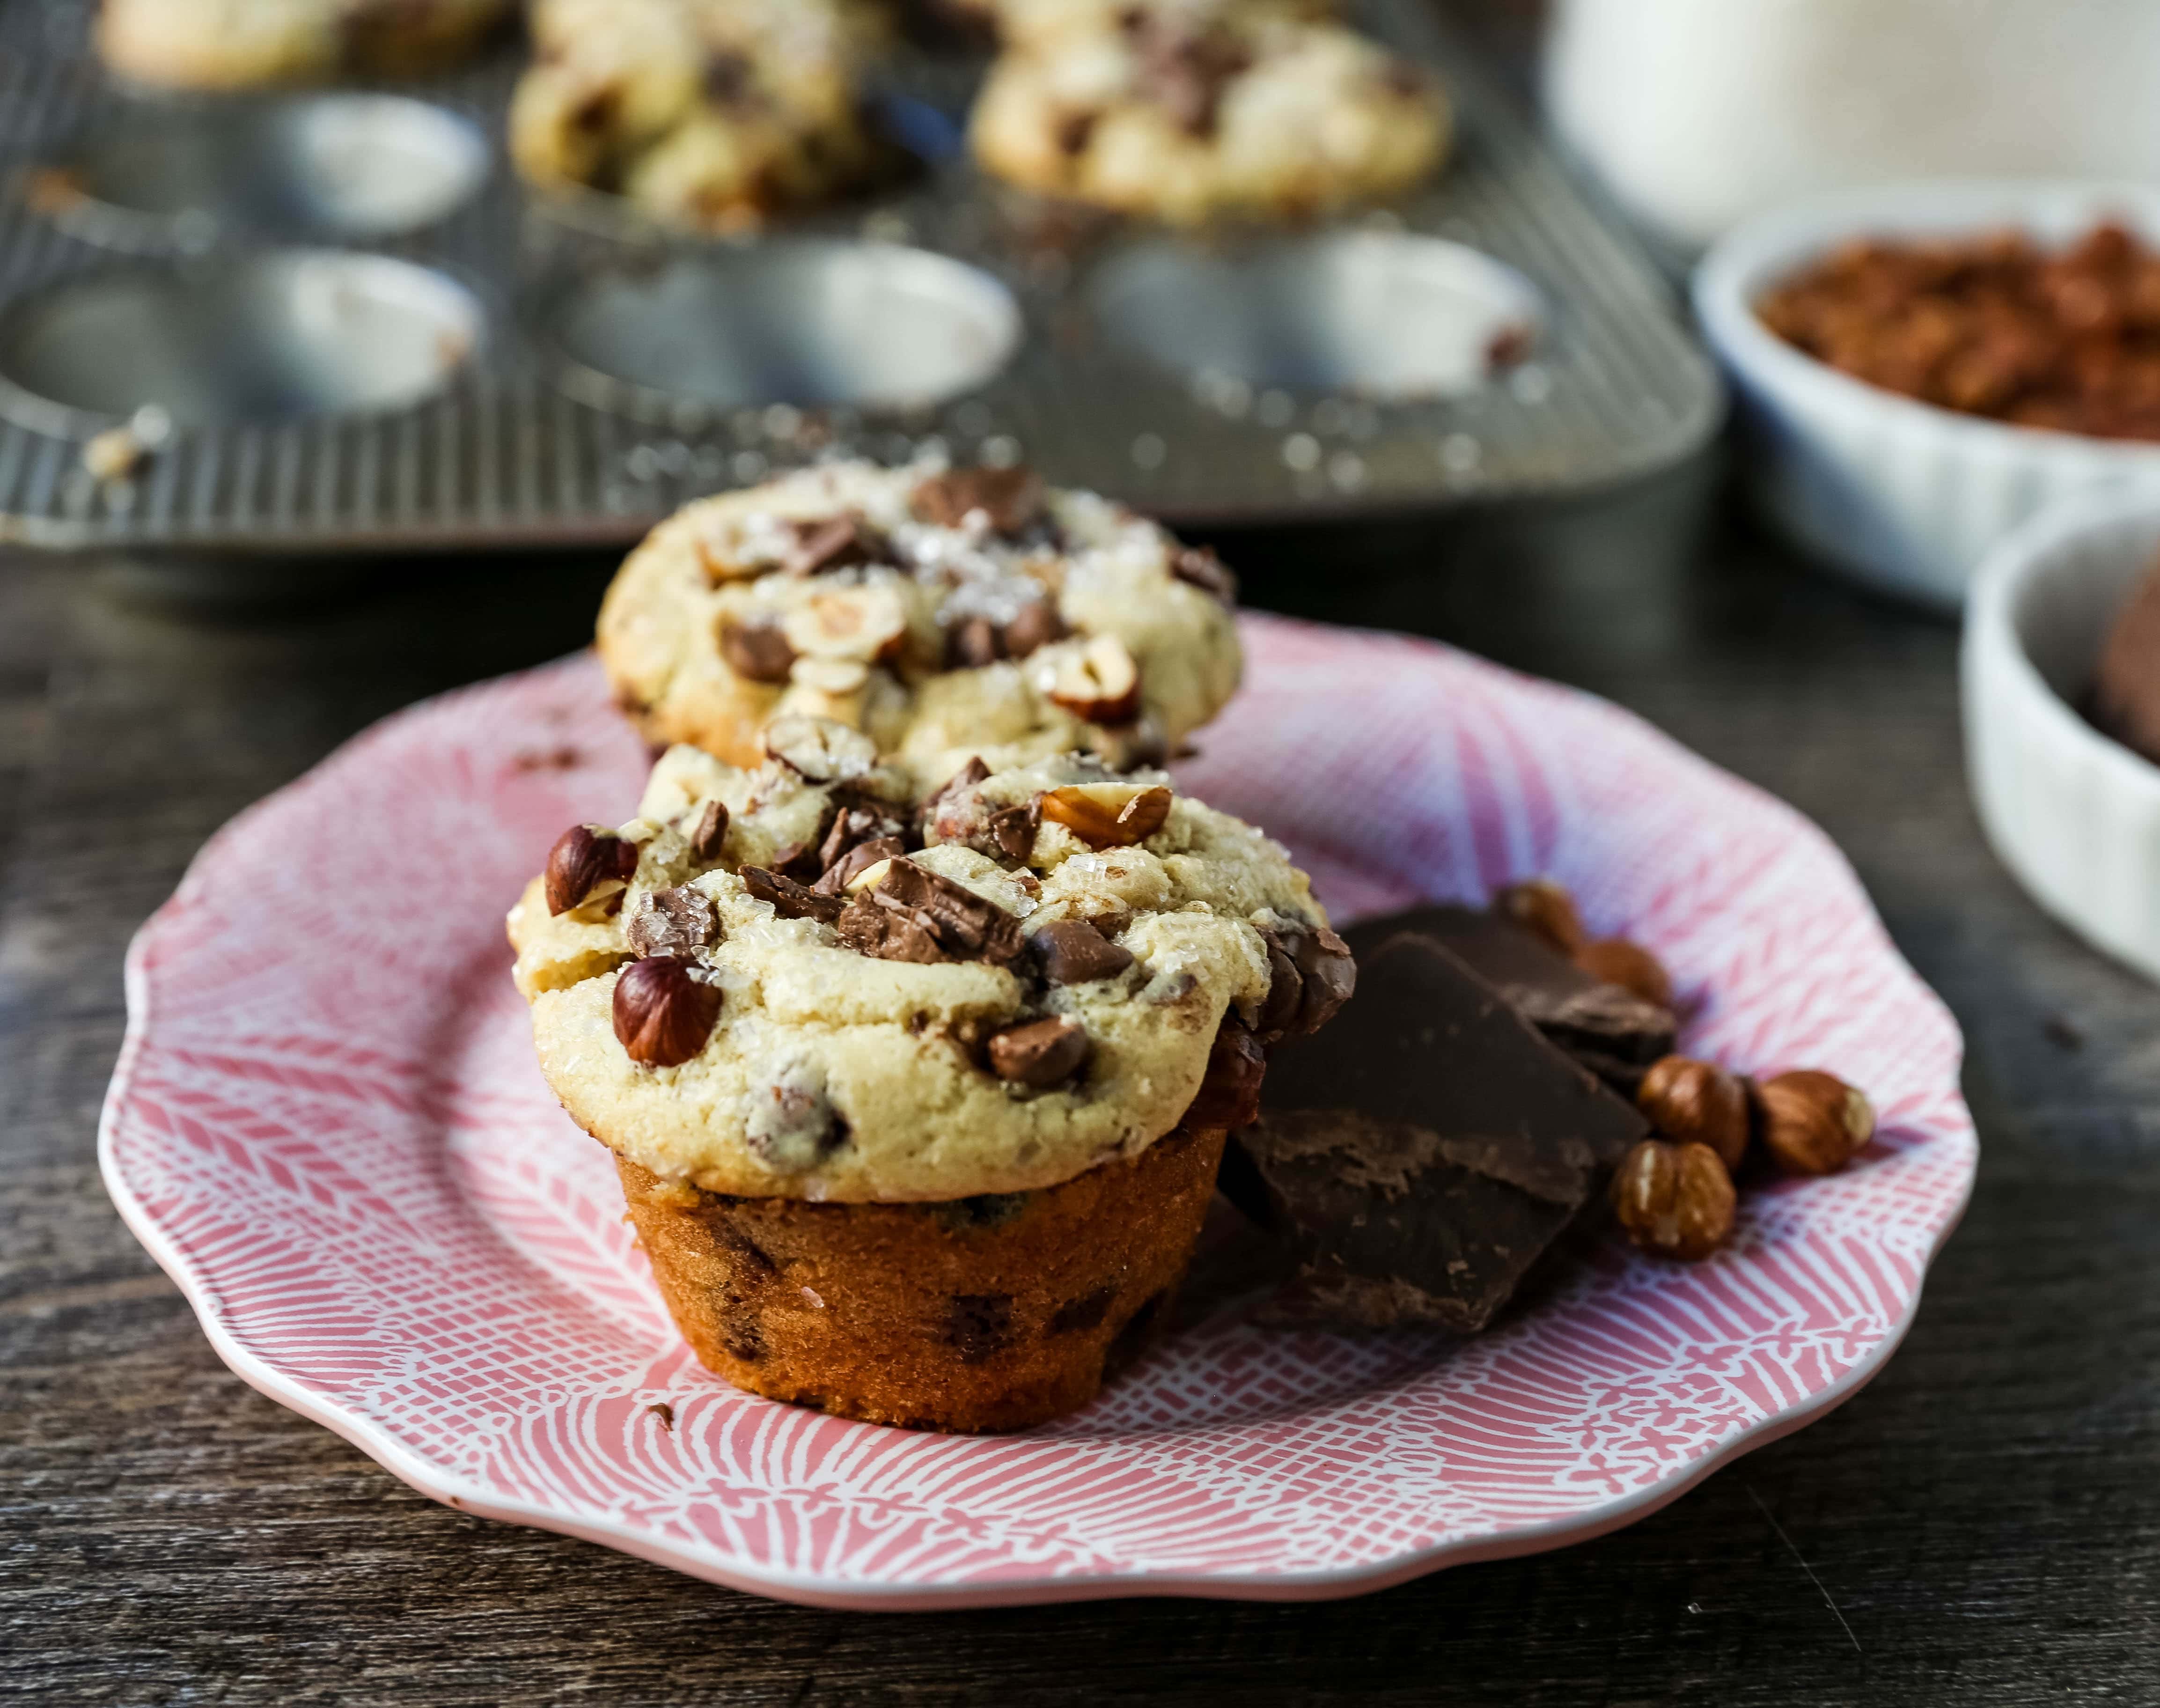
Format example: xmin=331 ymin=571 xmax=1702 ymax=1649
xmin=100 ymin=615 xmax=1975 ymax=1609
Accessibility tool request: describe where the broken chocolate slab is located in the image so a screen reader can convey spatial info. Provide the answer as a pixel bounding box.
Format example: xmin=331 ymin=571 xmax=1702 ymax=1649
xmin=1342 ymin=905 xmax=1675 ymax=1089
xmin=1227 ymin=935 xmax=1648 ymax=1333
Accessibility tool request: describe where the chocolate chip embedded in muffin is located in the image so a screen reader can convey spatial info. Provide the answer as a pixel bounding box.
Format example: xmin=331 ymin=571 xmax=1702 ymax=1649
xmin=910 ymin=466 xmax=1044 ymax=534
xmin=687 ymin=799 xmax=730 ymax=862
xmin=1171 ymin=545 xmax=1238 ymax=603
xmin=836 ymin=857 xmax=1027 ymax=966
xmin=742 ymin=865 xmax=845 ymax=923
xmin=986 ymin=1016 xmax=1091 ymax=1087
xmin=1029 ymin=918 xmax=1135 ymax=985
xmin=718 ymin=616 xmax=796 ymax=684
xmin=784 ymin=512 xmax=892 ymax=577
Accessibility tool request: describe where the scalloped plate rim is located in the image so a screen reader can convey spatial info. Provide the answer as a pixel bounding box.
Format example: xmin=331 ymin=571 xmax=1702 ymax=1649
xmin=96 ymin=633 xmax=1977 ymax=1611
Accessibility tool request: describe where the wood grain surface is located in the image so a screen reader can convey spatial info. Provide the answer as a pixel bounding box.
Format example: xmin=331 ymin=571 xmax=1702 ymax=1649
xmin=4 ymin=456 xmax=2153 ymax=1704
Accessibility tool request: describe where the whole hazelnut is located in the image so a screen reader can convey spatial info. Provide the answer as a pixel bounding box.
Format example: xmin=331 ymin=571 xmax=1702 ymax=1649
xmin=544 ymin=824 xmax=639 ymax=916
xmin=1636 ymin=1056 xmax=1749 ymax=1171
xmin=1575 ymin=936 xmax=1674 ymax=1010
xmin=1495 ymin=877 xmax=1587 ymax=956
xmin=1756 ymin=1070 xmax=1873 ymax=1175
xmin=1611 ymin=1139 xmax=1735 ymax=1262
xmin=612 ymin=957 xmax=722 ymax=1068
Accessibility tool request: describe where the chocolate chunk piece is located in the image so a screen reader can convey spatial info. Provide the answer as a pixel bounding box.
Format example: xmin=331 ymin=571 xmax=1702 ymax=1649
xmin=1170 ymin=545 xmax=1237 ymax=604
xmin=1184 ymin=1018 xmax=1266 ymax=1131
xmin=1126 ymin=17 xmax=1250 ymax=136
xmin=943 ymin=596 xmax=1067 ymax=670
xmin=835 ymin=857 xmax=1026 ymax=966
xmin=1228 ymin=936 xmax=1649 ymax=1333
xmin=816 ymin=789 xmax=913 ymax=874
xmin=1054 ymin=109 xmax=1098 ymax=157
xmin=718 ymin=616 xmax=796 ymax=683
xmin=626 ymin=885 xmax=721 ymax=958
xmin=1254 ymin=922 xmax=1356 ymax=1044
xmin=687 ymin=799 xmax=729 ymax=862
xmin=2093 ymin=551 xmax=2160 ymax=766
xmin=1343 ymin=905 xmax=1675 ymax=1090
xmin=702 ymin=49 xmax=756 ymax=106
xmin=986 ymin=1016 xmax=1090 ymax=1086
xmin=814 ymin=834 xmax=906 ymax=894
xmin=741 ymin=865 xmax=844 ymax=924
xmin=836 ymin=890 xmax=944 ymax=963
xmin=988 ymin=799 xmax=1040 ymax=862
xmin=920 ymin=755 xmax=990 ymax=836
xmin=1029 ymin=918 xmax=1134 ymax=984
xmin=911 ymin=466 xmax=1043 ymax=534
xmin=784 ymin=513 xmax=890 ymax=577
xmin=942 ymin=1293 xmax=1014 ymax=1363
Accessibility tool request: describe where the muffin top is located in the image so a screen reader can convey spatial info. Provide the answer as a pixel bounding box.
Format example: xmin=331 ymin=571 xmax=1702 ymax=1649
xmin=508 ymin=721 xmax=1350 ymax=1202
xmin=511 ymin=0 xmax=886 ymax=231
xmin=969 ymin=8 xmax=1448 ymax=224
xmin=595 ymin=460 xmax=1242 ymax=778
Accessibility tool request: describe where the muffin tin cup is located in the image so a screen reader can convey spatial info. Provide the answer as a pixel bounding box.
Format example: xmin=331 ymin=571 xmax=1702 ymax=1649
xmin=0 ymin=0 xmax=1718 ymax=552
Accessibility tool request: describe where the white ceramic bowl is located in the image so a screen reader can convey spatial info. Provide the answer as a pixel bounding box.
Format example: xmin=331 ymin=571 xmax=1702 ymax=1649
xmin=1694 ymin=181 xmax=2160 ymax=610
xmin=1965 ymin=494 xmax=2160 ymax=980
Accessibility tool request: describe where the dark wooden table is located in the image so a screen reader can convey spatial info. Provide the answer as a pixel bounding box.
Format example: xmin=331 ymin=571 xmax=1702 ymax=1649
xmin=5 ymin=459 xmax=2156 ymax=1705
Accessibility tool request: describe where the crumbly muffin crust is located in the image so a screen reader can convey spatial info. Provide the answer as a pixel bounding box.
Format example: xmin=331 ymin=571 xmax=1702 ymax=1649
xmin=970 ymin=8 xmax=1449 ymax=223
xmin=595 ymin=460 xmax=1242 ymax=775
xmin=508 ymin=730 xmax=1349 ymax=1202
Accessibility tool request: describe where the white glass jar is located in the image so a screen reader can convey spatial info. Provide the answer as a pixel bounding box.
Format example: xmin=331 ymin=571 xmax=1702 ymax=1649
xmin=1543 ymin=0 xmax=2160 ymax=250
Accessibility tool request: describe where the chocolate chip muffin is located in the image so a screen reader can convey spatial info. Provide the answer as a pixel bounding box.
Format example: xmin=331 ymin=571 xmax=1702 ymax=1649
xmin=595 ymin=460 xmax=1242 ymax=778
xmin=970 ymin=7 xmax=1449 ymax=224
xmin=507 ymin=724 xmax=1352 ymax=1430
xmin=510 ymin=0 xmax=891 ymax=233
xmin=98 ymin=0 xmax=513 ymax=88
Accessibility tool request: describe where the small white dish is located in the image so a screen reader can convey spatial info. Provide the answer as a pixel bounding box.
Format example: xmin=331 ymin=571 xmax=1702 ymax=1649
xmin=1965 ymin=494 xmax=2160 ymax=980
xmin=1694 ymin=180 xmax=2160 ymax=610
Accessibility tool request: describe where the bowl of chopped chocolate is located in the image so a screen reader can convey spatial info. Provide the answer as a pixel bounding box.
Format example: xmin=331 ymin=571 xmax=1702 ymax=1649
xmin=1695 ymin=181 xmax=2160 ymax=609
xmin=1966 ymin=491 xmax=2160 ymax=981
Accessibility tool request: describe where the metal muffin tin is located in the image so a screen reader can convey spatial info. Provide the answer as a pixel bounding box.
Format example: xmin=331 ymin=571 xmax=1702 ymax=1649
xmin=0 ymin=0 xmax=1721 ymax=552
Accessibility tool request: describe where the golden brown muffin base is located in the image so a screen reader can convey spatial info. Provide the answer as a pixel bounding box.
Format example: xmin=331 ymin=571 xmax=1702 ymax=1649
xmin=618 ymin=1126 xmax=1227 ymax=1432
